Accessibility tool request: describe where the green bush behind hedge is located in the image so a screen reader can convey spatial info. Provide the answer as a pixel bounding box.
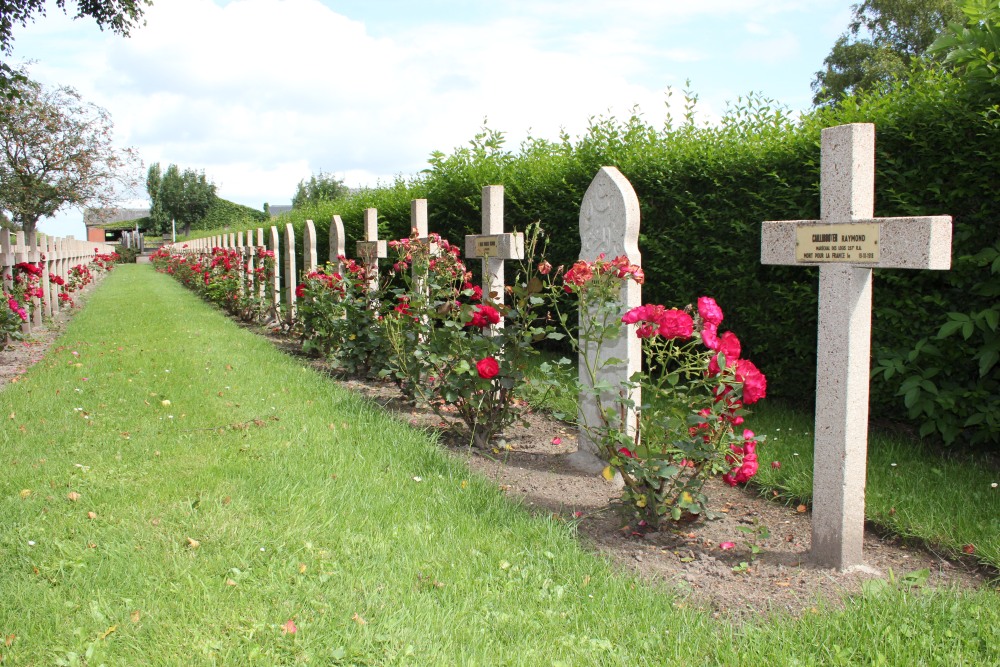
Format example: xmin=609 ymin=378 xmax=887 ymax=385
xmin=268 ymin=72 xmax=998 ymax=449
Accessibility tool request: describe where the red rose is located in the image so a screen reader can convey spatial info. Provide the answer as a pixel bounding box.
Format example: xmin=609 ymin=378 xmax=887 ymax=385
xmin=476 ymin=357 xmax=499 ymax=379
xmin=295 ymin=284 xmax=306 ymax=298
xmin=468 ymin=304 xmax=501 ymax=328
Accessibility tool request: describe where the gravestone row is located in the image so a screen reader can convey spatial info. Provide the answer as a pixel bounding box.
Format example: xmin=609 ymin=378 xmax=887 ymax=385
xmin=1 ymin=231 xmax=117 ymax=335
xmin=175 ymin=124 xmax=951 ymax=571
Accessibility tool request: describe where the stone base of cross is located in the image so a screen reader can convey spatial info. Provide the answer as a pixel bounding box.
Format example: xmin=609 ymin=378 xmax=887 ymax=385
xmin=464 ymin=185 xmax=525 ymax=334
xmin=762 ymin=123 xmax=952 ymax=571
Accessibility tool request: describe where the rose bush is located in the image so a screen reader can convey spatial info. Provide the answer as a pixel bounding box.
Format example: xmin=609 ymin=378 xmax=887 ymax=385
xmin=151 ymin=245 xmax=276 ymax=323
xmin=380 ymin=224 xmax=563 ymax=448
xmin=555 ymin=257 xmax=768 ymax=525
xmin=296 ymin=256 xmax=389 ymax=375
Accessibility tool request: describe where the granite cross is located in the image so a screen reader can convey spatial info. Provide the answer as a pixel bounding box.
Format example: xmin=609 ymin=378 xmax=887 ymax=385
xmin=303 ymin=219 xmax=318 ymax=273
xmin=761 ymin=122 xmax=952 ymax=571
xmin=464 ymin=185 xmax=524 ymax=334
xmin=356 ymin=208 xmax=387 ymax=293
xmin=329 ymin=214 xmax=346 ymax=275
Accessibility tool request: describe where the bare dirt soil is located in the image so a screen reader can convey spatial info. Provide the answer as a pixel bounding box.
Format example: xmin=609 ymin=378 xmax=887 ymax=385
xmin=2 ymin=317 xmax=992 ymax=622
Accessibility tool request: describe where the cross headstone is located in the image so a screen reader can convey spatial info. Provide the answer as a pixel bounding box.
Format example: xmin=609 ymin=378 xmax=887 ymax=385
xmin=303 ymin=219 xmax=318 ymax=273
xmin=269 ymin=225 xmax=281 ymax=316
xmin=329 ymin=215 xmax=346 ymax=276
xmin=284 ymin=223 xmax=297 ymax=323
xmin=40 ymin=236 xmax=53 ymax=318
xmin=236 ymin=231 xmax=247 ymax=297
xmin=761 ymin=123 xmax=952 ymax=571
xmin=408 ymin=199 xmax=439 ymax=302
xmin=356 ymin=208 xmax=387 ymax=293
xmin=464 ymin=185 xmax=525 ymax=334
xmin=14 ymin=231 xmax=31 ymax=334
xmin=573 ymin=167 xmax=643 ymax=472
xmin=256 ymin=227 xmax=266 ymax=302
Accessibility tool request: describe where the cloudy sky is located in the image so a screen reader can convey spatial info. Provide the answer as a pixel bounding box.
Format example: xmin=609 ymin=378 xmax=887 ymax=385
xmin=14 ymin=0 xmax=853 ymax=238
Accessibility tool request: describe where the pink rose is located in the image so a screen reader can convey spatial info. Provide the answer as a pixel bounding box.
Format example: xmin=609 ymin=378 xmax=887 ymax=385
xmin=657 ymin=309 xmax=693 ymax=339
xmin=701 ymin=322 xmax=720 ymax=350
xmin=697 ymin=296 xmax=724 ymax=325
xmin=717 ymin=331 xmax=741 ymax=363
xmin=735 ymin=359 xmax=767 ymax=404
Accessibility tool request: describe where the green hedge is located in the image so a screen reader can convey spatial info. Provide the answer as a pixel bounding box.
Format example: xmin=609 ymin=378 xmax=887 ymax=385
xmin=197 ymin=198 xmax=268 ymax=231
xmin=269 ymin=73 xmax=998 ymax=449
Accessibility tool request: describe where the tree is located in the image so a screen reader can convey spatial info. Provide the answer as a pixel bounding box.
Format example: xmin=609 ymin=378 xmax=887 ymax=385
xmin=0 ymin=74 xmax=140 ymax=237
xmin=1 ymin=0 xmax=151 ymax=95
xmin=146 ymin=161 xmax=217 ymax=236
xmin=929 ymin=0 xmax=1000 ymax=99
xmin=812 ymin=0 xmax=963 ymax=105
xmin=292 ymin=171 xmax=348 ymax=209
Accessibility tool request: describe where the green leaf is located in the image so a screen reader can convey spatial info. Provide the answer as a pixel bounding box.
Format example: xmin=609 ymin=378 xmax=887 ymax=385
xmin=979 ymin=349 xmax=999 ymax=376
xmin=861 ymin=578 xmax=889 ymax=597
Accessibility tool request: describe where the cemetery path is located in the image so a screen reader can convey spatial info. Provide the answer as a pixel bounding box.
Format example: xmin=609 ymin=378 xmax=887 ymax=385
xmin=0 ymin=317 xmax=989 ymax=622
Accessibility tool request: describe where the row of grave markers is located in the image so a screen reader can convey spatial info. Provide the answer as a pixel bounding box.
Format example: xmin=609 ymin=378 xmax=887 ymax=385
xmin=177 ymin=187 xmax=526 ymax=329
xmin=1 ymin=231 xmax=118 ymax=335
xmin=172 ymin=124 xmax=952 ymax=571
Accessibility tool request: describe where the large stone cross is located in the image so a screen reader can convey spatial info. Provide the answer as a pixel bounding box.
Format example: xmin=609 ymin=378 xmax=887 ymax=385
xmin=573 ymin=167 xmax=642 ymax=471
xmin=356 ymin=208 xmax=387 ymax=293
xmin=464 ymin=185 xmax=524 ymax=333
xmin=761 ymin=123 xmax=952 ymax=571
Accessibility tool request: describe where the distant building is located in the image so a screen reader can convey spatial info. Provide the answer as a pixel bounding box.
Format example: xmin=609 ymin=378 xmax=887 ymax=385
xmin=267 ymin=204 xmax=293 ymax=218
xmin=83 ymin=207 xmax=149 ymax=243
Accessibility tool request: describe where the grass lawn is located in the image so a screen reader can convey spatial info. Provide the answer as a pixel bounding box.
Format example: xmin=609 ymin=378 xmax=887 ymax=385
xmin=0 ymin=265 xmax=997 ymax=665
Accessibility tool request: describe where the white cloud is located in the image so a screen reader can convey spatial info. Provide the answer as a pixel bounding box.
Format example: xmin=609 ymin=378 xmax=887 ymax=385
xmin=14 ymin=0 xmax=849 ymax=222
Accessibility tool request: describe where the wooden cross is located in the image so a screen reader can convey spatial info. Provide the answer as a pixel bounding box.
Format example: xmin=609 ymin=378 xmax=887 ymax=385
xmin=463 ymin=185 xmax=524 ymax=333
xmin=761 ymin=123 xmax=952 ymax=571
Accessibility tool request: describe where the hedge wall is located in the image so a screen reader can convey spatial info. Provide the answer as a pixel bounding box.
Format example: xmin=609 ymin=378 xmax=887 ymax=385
xmin=282 ymin=72 xmax=999 ymax=448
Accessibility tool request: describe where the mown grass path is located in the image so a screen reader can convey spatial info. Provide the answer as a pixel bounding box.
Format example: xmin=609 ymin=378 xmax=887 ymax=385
xmin=1 ymin=265 xmax=997 ymax=665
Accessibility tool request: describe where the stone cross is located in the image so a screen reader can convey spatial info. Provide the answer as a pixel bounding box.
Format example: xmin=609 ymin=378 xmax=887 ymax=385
xmin=269 ymin=225 xmax=281 ymax=316
xmin=408 ymin=199 xmax=439 ymax=313
xmin=255 ymin=227 xmax=266 ymax=302
xmin=573 ymin=167 xmax=642 ymax=471
xmin=356 ymin=208 xmax=387 ymax=293
xmin=14 ymin=231 xmax=31 ymax=334
xmin=236 ymin=231 xmax=247 ymax=297
xmin=284 ymin=223 xmax=297 ymax=323
xmin=303 ymin=219 xmax=318 ymax=273
xmin=329 ymin=215 xmax=346 ymax=276
xmin=464 ymin=185 xmax=525 ymax=334
xmin=761 ymin=123 xmax=952 ymax=571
